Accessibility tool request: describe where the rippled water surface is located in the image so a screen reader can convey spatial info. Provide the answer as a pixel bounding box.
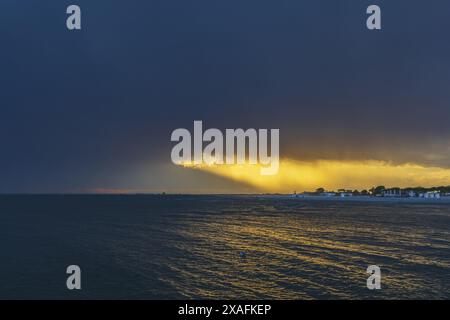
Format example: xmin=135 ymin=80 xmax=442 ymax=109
xmin=0 ymin=195 xmax=449 ymax=299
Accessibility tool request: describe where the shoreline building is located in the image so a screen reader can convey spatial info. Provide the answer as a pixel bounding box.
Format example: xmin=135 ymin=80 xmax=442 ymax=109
xmin=383 ymin=188 xmax=402 ymax=197
xmin=419 ymin=191 xmax=441 ymax=199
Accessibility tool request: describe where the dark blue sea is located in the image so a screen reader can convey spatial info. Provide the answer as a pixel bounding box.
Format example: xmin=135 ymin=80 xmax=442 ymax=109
xmin=0 ymin=195 xmax=449 ymax=299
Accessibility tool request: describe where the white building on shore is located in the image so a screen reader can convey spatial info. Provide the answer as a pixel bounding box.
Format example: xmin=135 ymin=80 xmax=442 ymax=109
xmin=340 ymin=192 xmax=353 ymax=197
xmin=419 ymin=191 xmax=441 ymax=199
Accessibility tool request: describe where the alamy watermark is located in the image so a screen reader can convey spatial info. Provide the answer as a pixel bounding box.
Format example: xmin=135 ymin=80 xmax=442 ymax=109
xmin=366 ymin=5 xmax=381 ymax=30
xmin=66 ymin=5 xmax=81 ymax=30
xmin=171 ymin=121 xmax=280 ymax=175
xmin=65 ymin=4 xmax=381 ymax=31
xmin=366 ymin=265 xmax=381 ymax=290
xmin=66 ymin=265 xmax=81 ymax=290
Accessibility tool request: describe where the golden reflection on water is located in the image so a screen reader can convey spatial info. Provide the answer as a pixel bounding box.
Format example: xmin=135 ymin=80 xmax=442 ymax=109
xmin=158 ymin=199 xmax=450 ymax=299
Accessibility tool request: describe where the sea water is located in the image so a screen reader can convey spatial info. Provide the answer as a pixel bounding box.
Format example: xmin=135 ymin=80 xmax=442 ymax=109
xmin=0 ymin=195 xmax=449 ymax=299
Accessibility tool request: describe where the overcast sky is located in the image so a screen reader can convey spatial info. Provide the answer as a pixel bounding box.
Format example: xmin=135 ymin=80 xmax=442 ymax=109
xmin=1 ymin=0 xmax=450 ymax=193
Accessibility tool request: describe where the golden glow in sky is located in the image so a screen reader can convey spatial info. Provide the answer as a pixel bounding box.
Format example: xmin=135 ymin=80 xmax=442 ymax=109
xmin=181 ymin=159 xmax=450 ymax=193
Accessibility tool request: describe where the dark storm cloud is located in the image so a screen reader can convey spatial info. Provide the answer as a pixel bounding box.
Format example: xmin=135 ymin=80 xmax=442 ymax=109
xmin=1 ymin=0 xmax=449 ymax=192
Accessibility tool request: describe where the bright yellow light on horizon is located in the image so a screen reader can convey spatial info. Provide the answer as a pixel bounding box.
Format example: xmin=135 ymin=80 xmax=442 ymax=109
xmin=177 ymin=159 xmax=450 ymax=193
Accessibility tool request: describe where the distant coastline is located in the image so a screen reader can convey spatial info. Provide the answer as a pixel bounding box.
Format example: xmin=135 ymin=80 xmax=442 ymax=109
xmin=268 ymin=185 xmax=450 ymax=202
xmin=259 ymin=194 xmax=450 ymax=204
xmin=1 ymin=189 xmax=450 ymax=204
